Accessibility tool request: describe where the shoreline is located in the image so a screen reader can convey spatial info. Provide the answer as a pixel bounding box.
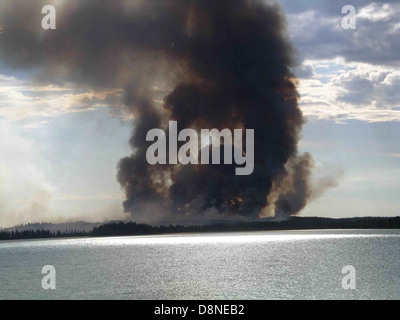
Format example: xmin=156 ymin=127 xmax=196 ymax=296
xmin=1 ymin=216 xmax=400 ymax=242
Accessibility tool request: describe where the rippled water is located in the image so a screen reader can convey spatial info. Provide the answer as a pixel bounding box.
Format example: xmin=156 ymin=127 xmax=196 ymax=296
xmin=1 ymin=230 xmax=399 ymax=300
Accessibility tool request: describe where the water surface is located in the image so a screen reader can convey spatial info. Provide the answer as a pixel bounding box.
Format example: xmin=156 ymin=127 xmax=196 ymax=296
xmin=1 ymin=230 xmax=399 ymax=300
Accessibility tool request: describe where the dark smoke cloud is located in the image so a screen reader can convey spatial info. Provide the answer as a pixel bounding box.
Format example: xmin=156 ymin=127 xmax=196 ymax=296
xmin=0 ymin=0 xmax=326 ymax=222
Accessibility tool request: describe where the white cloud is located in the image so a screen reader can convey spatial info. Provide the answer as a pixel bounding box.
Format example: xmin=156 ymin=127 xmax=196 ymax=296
xmin=297 ymin=59 xmax=400 ymax=122
xmin=358 ymin=3 xmax=394 ymax=22
xmin=0 ymin=74 xmax=124 ymax=122
xmin=284 ymin=1 xmax=400 ymax=67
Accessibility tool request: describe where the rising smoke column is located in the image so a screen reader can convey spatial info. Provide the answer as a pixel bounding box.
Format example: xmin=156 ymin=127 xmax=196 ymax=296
xmin=118 ymin=0 xmax=311 ymax=221
xmin=0 ymin=0 xmax=317 ymax=222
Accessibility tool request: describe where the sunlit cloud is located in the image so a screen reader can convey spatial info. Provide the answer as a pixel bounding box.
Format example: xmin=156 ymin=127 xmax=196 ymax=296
xmin=358 ymin=3 xmax=394 ymax=22
xmin=0 ymin=74 xmax=124 ymax=123
xmin=297 ymin=59 xmax=400 ymax=123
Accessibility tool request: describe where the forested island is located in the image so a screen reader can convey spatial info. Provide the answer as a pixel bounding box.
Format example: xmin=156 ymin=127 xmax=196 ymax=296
xmin=1 ymin=216 xmax=400 ymax=241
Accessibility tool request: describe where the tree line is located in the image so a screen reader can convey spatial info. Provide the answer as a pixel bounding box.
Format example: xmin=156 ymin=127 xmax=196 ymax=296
xmin=1 ymin=216 xmax=400 ymax=241
xmin=0 ymin=229 xmax=89 ymax=241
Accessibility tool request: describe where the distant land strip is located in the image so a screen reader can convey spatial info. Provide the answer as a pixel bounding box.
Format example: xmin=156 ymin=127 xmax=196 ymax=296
xmin=1 ymin=216 xmax=400 ymax=241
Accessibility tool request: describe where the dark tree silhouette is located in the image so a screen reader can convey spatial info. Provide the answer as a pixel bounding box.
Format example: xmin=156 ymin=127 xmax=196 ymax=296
xmin=1 ymin=217 xmax=399 ymax=241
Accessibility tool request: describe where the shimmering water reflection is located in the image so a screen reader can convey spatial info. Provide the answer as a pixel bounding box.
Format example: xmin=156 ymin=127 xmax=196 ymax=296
xmin=1 ymin=230 xmax=399 ymax=300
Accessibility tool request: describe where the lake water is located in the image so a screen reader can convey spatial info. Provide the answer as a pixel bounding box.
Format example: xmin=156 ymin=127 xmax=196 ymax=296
xmin=0 ymin=230 xmax=399 ymax=300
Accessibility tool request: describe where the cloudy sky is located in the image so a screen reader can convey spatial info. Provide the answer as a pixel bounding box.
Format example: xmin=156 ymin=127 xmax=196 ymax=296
xmin=0 ymin=0 xmax=399 ymax=227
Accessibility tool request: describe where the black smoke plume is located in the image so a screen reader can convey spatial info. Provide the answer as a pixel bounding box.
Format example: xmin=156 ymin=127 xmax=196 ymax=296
xmin=0 ymin=0 xmax=322 ymax=222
